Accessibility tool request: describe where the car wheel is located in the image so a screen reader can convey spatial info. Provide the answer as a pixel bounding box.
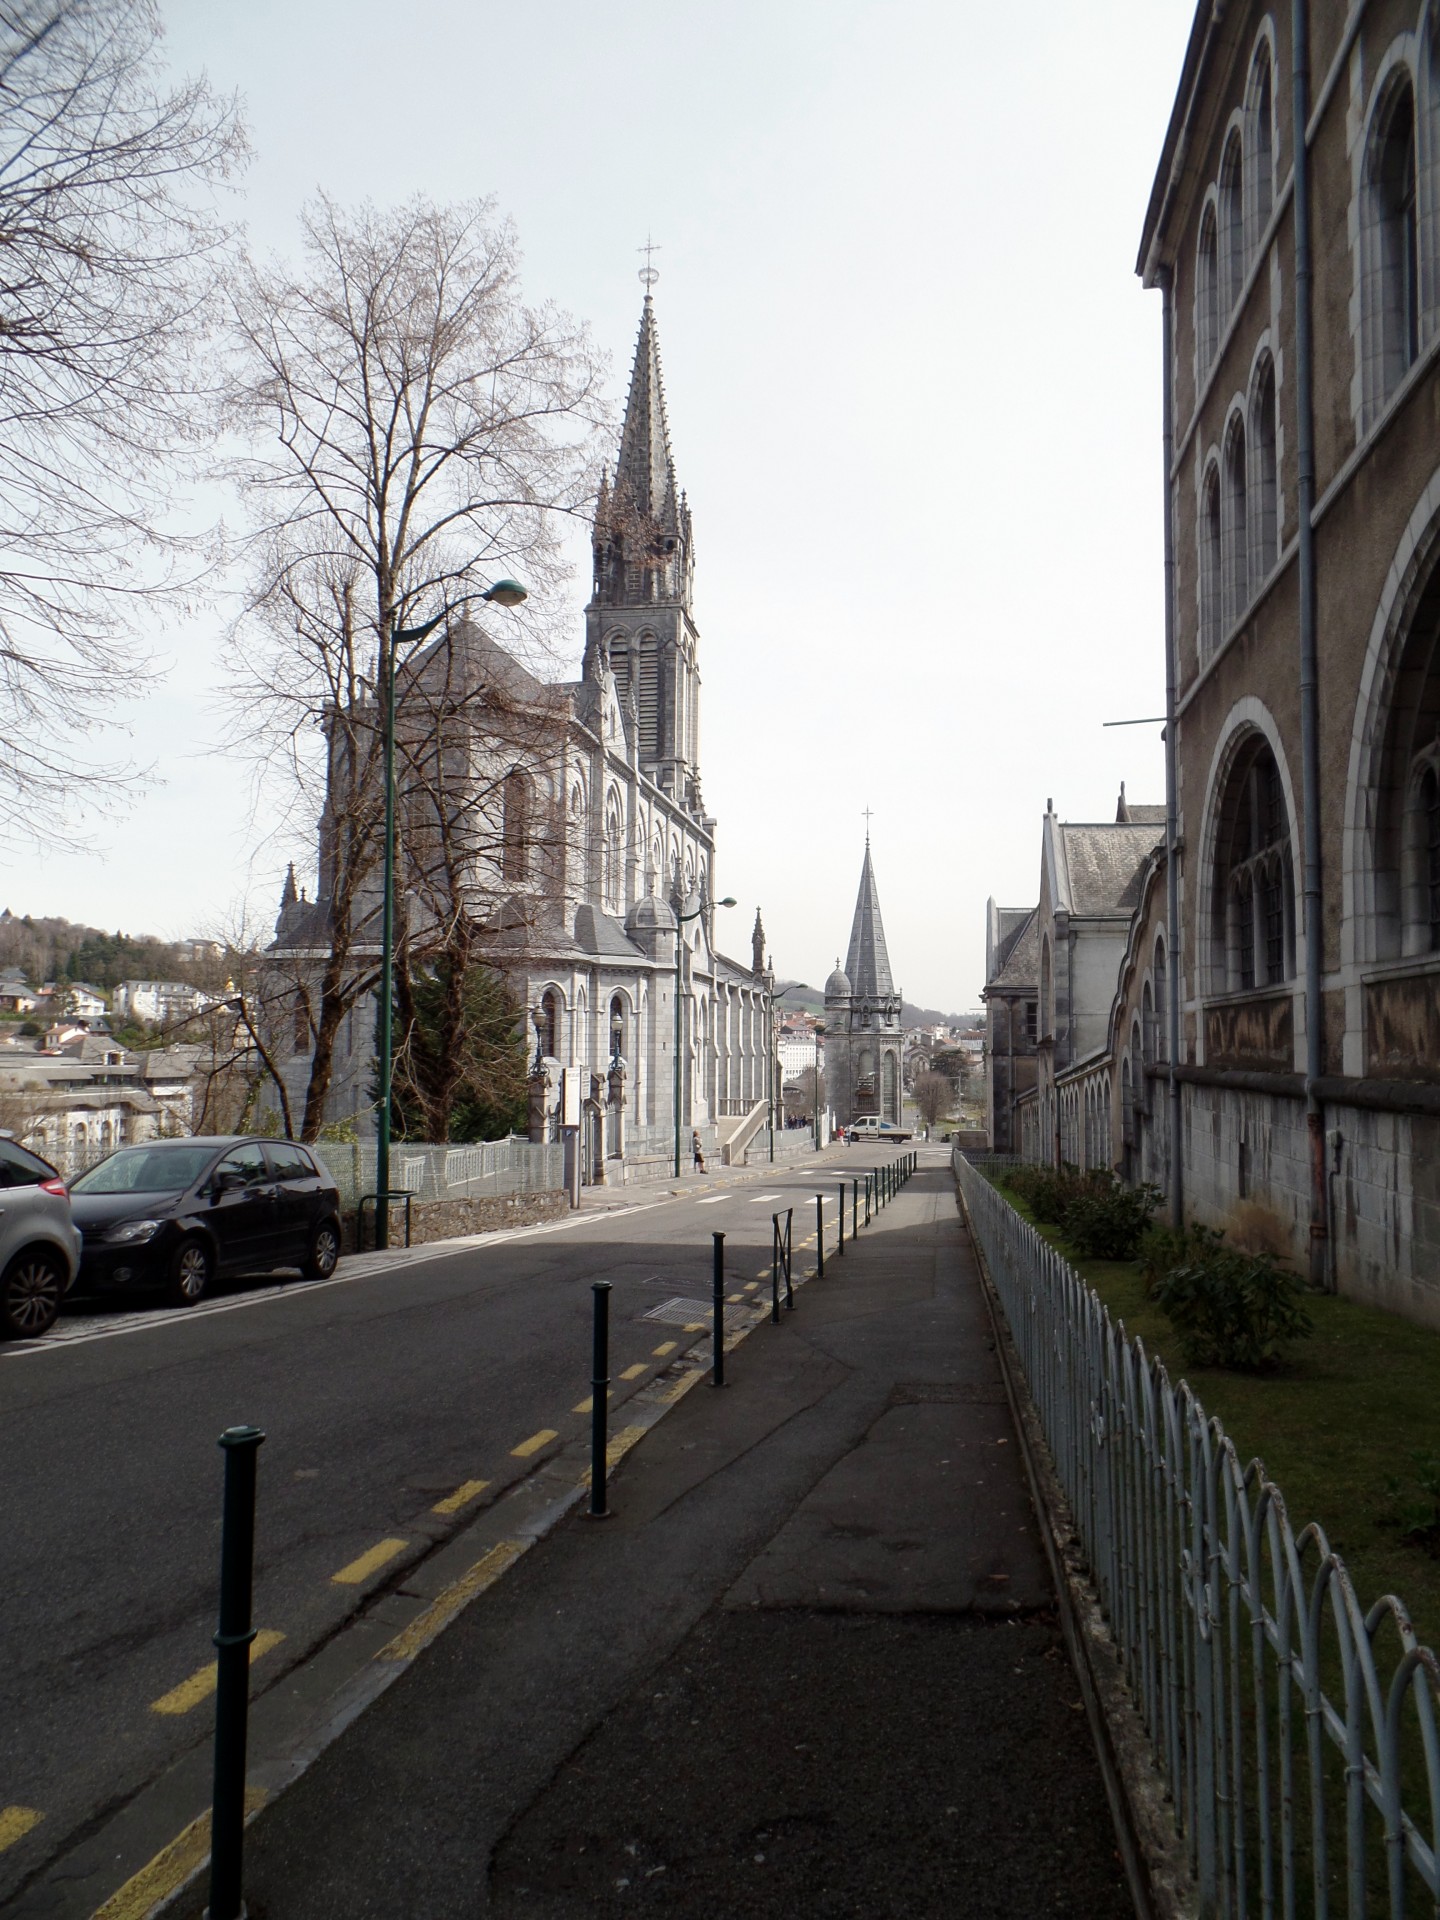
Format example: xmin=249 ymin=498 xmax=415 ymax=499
xmin=0 ymin=1248 xmax=64 ymax=1338
xmin=166 ymin=1237 xmax=212 ymax=1307
xmin=302 ymin=1218 xmax=341 ymax=1280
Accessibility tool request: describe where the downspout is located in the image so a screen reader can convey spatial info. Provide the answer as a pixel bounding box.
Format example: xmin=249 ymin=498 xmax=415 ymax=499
xmin=1160 ymin=266 xmax=1184 ymax=1229
xmin=1292 ymin=0 xmax=1330 ymax=1287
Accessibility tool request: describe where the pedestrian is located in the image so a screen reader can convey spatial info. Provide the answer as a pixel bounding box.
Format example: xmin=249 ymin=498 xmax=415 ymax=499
xmin=692 ymin=1130 xmax=706 ymax=1173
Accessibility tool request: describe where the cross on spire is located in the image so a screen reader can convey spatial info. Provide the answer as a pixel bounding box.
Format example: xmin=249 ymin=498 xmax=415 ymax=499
xmin=638 ymin=233 xmax=661 ymax=290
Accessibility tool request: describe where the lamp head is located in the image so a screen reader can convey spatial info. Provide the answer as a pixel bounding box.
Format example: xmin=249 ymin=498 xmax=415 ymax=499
xmin=718 ymin=896 xmax=737 ymax=908
xmin=482 ymin=578 xmax=528 ymax=608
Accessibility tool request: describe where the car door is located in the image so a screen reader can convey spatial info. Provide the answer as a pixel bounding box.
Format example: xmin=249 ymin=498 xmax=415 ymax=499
xmin=264 ymin=1141 xmax=323 ymax=1263
xmin=206 ymin=1143 xmax=279 ymax=1271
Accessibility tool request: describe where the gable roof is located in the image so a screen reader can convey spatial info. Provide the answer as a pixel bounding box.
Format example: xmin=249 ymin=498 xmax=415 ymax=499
xmin=1056 ymin=822 xmax=1164 ymax=917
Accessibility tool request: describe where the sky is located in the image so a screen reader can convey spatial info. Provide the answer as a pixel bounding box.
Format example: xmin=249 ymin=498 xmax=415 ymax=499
xmin=0 ymin=0 xmax=1196 ymax=1012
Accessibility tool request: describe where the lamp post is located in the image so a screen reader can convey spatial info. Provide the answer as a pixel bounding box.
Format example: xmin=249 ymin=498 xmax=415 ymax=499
xmin=767 ymin=980 xmax=796 ymax=1163
xmin=673 ymin=894 xmax=736 ymax=1178
xmin=374 ymin=578 xmax=527 ymax=1248
xmin=812 ymin=1021 xmax=825 ymax=1149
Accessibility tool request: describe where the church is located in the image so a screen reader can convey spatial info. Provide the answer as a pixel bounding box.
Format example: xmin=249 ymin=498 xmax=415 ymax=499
xmin=271 ymin=289 xmax=774 ymax=1181
xmin=824 ymin=838 xmax=904 ymax=1127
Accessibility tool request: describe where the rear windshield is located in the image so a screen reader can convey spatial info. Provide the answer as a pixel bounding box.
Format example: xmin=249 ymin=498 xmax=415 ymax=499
xmin=72 ymin=1145 xmax=217 ymax=1194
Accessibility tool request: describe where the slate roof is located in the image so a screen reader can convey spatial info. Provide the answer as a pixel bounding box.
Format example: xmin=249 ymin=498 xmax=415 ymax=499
xmin=1059 ymin=823 xmax=1164 ymax=916
xmin=989 ymin=910 xmax=1038 ymax=990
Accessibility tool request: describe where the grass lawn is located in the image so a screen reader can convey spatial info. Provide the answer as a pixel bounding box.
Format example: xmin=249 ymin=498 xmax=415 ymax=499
xmin=983 ymin=1175 xmax=1440 ymax=1658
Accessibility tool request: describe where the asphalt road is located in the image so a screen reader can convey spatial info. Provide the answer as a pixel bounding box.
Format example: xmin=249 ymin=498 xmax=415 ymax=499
xmin=0 ymin=1147 xmax=870 ymax=1909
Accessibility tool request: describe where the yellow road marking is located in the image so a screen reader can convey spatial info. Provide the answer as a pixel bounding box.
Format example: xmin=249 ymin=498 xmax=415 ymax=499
xmin=727 ymin=1292 xmax=744 ymax=1302
xmin=572 ymin=1391 xmax=615 ymax=1413
xmin=684 ymin=1321 xmax=705 ymax=1332
xmin=377 ymin=1540 xmax=527 ymax=1663
xmin=91 ymin=1789 xmax=266 ymax=1920
xmin=619 ymin=1363 xmax=647 ymax=1379
xmin=744 ymin=1281 xmax=759 ymax=1290
xmin=652 ymin=1340 xmax=677 ymax=1356
xmin=432 ymin=1478 xmax=490 ymax=1516
xmin=0 ymin=1807 xmax=41 ymax=1853
xmin=332 ymin=1537 xmax=408 ymax=1585
xmin=150 ymin=1630 xmax=285 ymax=1715
xmin=511 ymin=1428 xmax=558 ymax=1458
xmin=579 ymin=1423 xmax=652 ymax=1487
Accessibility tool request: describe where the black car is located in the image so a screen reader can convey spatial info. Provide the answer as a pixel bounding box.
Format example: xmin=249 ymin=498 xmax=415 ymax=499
xmin=70 ymin=1136 xmax=343 ymax=1307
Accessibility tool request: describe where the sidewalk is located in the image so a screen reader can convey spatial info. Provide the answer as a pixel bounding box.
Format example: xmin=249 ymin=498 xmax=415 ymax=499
xmin=180 ymin=1164 xmax=1135 ymax=1920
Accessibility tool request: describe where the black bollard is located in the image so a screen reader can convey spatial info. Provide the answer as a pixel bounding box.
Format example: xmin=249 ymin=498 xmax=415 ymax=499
xmin=816 ymin=1193 xmax=825 ymax=1278
xmin=589 ymin=1282 xmax=611 ymax=1518
xmin=771 ymin=1214 xmax=781 ymax=1323
xmin=711 ymin=1231 xmax=726 ymax=1386
xmin=864 ymin=1175 xmax=870 ymax=1226
xmin=838 ymin=1182 xmax=846 ymax=1256
xmin=208 ymin=1424 xmax=265 ymax=1920
xmin=852 ymin=1178 xmax=858 ymax=1241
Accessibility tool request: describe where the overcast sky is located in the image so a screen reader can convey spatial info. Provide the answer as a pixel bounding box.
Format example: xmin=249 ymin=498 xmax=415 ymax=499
xmin=1 ymin=0 xmax=1195 ymax=1011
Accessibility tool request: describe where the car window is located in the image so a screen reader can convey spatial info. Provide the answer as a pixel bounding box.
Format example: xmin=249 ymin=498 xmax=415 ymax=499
xmin=265 ymin=1142 xmax=316 ymax=1181
xmin=0 ymin=1137 xmax=56 ymax=1187
xmin=73 ymin=1145 xmax=216 ymax=1194
xmin=215 ymin=1143 xmax=269 ymax=1186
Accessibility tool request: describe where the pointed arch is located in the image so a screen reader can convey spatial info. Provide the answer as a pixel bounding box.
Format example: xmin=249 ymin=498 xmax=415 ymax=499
xmin=1200 ymin=456 xmax=1223 ymax=661
xmin=1360 ymin=55 xmax=1420 ymax=425
xmin=1249 ymin=348 xmax=1278 ymax=576
xmin=1222 ymin=409 xmax=1249 ymax=627
xmin=502 ymin=767 xmax=532 ymax=882
xmin=1219 ymin=125 xmax=1246 ymax=311
xmin=1196 ymin=196 xmax=1220 ymax=375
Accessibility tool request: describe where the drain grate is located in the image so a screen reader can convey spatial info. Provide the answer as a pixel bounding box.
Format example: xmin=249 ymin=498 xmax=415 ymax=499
xmin=643 ymin=1296 xmax=715 ymax=1326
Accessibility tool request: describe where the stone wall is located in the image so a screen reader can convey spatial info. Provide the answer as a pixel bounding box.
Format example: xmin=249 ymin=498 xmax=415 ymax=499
xmin=347 ymin=1189 xmax=567 ymax=1253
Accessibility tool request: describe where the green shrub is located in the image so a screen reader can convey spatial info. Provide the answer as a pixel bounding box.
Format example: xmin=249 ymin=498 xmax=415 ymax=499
xmin=1151 ymin=1241 xmax=1313 ymax=1372
xmin=1062 ymin=1176 xmax=1161 ymax=1260
xmin=1137 ymin=1221 xmax=1222 ymax=1296
xmin=1380 ymin=1452 xmax=1440 ymax=1556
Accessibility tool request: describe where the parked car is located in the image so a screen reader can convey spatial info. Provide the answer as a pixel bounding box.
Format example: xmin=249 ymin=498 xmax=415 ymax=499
xmin=0 ymin=1136 xmax=81 ymax=1338
xmin=845 ymin=1117 xmax=913 ymax=1143
xmin=69 ymin=1136 xmax=343 ymax=1307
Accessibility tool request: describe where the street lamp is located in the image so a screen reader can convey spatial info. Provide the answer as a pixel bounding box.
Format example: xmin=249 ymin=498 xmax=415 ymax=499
xmin=674 ymin=895 xmax=736 ymax=1178
xmin=812 ymin=1021 xmax=825 ymax=1149
xmin=375 ymin=578 xmax=527 ymax=1248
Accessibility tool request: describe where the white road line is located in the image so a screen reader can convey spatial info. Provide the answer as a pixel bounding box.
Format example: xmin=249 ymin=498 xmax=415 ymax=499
xmin=696 ymin=1195 xmax=728 ymax=1205
xmin=749 ymin=1193 xmax=782 ymax=1203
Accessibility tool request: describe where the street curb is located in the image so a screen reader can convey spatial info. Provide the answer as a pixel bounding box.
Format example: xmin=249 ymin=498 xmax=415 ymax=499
xmin=102 ymin=1207 xmax=840 ymax=1920
xmin=953 ymin=1174 xmax=1197 ymax=1920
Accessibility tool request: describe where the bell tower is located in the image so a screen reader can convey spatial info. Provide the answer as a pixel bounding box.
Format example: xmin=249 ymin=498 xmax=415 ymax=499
xmin=824 ymin=835 xmax=905 ymax=1126
xmin=585 ymin=280 xmax=703 ymax=813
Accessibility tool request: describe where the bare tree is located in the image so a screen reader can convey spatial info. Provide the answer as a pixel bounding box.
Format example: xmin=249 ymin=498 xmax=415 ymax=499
xmin=223 ymin=196 xmax=606 ymax=1137
xmin=912 ymin=1070 xmax=952 ymax=1131
xmin=0 ymin=0 xmax=245 ymax=835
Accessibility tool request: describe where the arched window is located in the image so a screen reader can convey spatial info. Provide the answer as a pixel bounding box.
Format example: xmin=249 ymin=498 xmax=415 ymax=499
xmin=539 ymin=989 xmax=559 ymax=1060
xmin=1142 ymin=980 xmax=1156 ymax=1066
xmin=603 ymin=792 xmax=623 ymax=912
xmin=1250 ymin=355 xmax=1278 ymax=575
xmin=1364 ymin=73 xmax=1419 ymax=419
xmin=1039 ymin=938 xmax=1052 ymax=1039
xmin=1197 ymin=203 xmax=1220 ymax=373
xmin=1248 ymin=43 xmax=1274 ymax=241
xmin=1220 ymin=130 xmax=1246 ymax=311
xmin=1213 ymin=737 xmax=1295 ymax=991
xmin=1223 ymin=412 xmax=1249 ymax=627
xmin=1200 ymin=460 xmax=1222 ymax=660
xmin=1153 ymin=938 xmax=1169 ymax=1062
xmin=502 ymin=768 xmax=531 ymax=882
xmin=637 ymin=635 xmax=662 ymax=758
xmin=883 ymin=1052 xmax=898 ymax=1123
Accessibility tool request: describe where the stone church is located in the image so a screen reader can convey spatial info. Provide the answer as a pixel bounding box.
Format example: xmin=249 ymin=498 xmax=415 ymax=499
xmin=824 ymin=839 xmax=904 ymax=1126
xmin=272 ymin=291 xmax=773 ymax=1180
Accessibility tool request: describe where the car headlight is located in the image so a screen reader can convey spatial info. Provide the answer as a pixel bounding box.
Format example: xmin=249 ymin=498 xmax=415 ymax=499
xmin=103 ymin=1219 xmax=162 ymax=1245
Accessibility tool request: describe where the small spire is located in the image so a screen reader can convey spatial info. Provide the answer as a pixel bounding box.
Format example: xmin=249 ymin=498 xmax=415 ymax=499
xmin=280 ymin=862 xmax=298 ymax=909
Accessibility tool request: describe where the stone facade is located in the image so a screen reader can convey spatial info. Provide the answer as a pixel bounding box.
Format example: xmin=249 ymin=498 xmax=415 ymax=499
xmin=981 ymin=903 xmax=1038 ymax=1153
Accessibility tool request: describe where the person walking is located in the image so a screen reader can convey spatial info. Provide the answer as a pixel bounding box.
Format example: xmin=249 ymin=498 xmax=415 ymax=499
xmin=691 ymin=1130 xmax=706 ymax=1173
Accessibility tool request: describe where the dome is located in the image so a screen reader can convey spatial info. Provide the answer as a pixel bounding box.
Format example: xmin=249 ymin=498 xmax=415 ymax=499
xmin=824 ymin=959 xmax=851 ymax=999
xmin=628 ymin=893 xmax=676 ymax=933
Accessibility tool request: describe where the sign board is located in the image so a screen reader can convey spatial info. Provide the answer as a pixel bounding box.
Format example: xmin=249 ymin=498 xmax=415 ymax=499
xmin=560 ymin=1065 xmax=582 ymax=1129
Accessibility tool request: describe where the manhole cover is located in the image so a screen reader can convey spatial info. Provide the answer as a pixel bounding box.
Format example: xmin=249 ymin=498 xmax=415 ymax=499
xmin=643 ymin=1296 xmax=715 ymax=1325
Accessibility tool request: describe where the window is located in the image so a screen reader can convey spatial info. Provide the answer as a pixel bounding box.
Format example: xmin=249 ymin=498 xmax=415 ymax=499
xmin=1213 ymin=737 xmax=1295 ymax=991
xmin=1200 ymin=461 xmax=1222 ymax=661
xmin=637 ymin=637 xmax=662 ymax=758
xmin=1197 ymin=204 xmax=1220 ymax=372
xmin=1220 ymin=131 xmax=1246 ymax=311
xmin=215 ymin=1143 xmax=269 ymax=1186
xmin=603 ymin=793 xmax=623 ymax=912
xmin=1153 ymin=940 xmax=1168 ymax=1062
xmin=502 ymin=769 xmax=531 ymax=882
xmin=1222 ymin=413 xmax=1249 ymax=628
xmin=1426 ymin=765 xmax=1440 ymax=948
xmin=1364 ymin=73 xmax=1419 ymax=418
xmin=539 ymin=990 xmax=559 ymax=1060
xmin=1039 ymin=940 xmax=1052 ymax=1040
xmin=1024 ymin=1000 xmax=1037 ymax=1045
xmin=1250 ymin=356 xmax=1278 ymax=575
xmin=265 ymin=1143 xmax=316 ymax=1181
xmin=1248 ymin=44 xmax=1274 ymax=241
xmin=1142 ymin=980 xmax=1156 ymax=1065
xmin=1362 ymin=550 xmax=1440 ymax=958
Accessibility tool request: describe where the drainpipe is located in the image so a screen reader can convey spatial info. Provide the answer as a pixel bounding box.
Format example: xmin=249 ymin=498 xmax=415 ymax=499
xmin=1293 ymin=0 xmax=1330 ymax=1288
xmin=1160 ymin=266 xmax=1185 ymax=1230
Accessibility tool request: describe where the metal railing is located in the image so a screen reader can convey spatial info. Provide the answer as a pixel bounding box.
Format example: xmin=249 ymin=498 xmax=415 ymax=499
xmin=313 ymin=1137 xmax=564 ymax=1209
xmin=954 ymin=1151 xmax=1440 ymax=1919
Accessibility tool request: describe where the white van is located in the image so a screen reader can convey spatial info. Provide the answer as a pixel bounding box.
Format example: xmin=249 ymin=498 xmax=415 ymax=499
xmin=845 ymin=1117 xmax=912 ymax=1143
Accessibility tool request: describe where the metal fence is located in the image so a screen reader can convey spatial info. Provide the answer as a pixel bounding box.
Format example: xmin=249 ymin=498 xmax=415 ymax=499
xmin=313 ymin=1137 xmax=564 ymax=1209
xmin=954 ymin=1151 xmax=1440 ymax=1919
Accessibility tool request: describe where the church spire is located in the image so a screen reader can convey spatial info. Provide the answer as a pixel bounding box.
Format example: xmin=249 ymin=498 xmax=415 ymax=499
xmin=844 ymin=840 xmax=896 ymax=998
xmin=614 ymin=294 xmax=678 ymax=532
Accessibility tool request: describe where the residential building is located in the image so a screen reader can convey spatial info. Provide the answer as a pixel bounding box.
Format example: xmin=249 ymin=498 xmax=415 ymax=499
xmin=64 ymin=984 xmax=106 ymax=1023
xmin=113 ymin=980 xmax=217 ymax=1028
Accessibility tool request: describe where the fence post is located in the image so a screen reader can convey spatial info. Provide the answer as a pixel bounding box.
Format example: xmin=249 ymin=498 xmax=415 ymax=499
xmin=852 ymin=1177 xmax=858 ymax=1240
xmin=783 ymin=1209 xmax=794 ymax=1310
xmin=589 ymin=1282 xmax=611 ymax=1517
xmin=864 ymin=1175 xmax=870 ymax=1226
xmin=816 ymin=1193 xmax=824 ymax=1277
xmin=711 ymin=1232 xmax=726 ymax=1386
xmin=207 ymin=1424 xmax=265 ymax=1920
xmin=771 ymin=1216 xmax=781 ymax=1323
xmin=838 ymin=1182 xmax=845 ymax=1255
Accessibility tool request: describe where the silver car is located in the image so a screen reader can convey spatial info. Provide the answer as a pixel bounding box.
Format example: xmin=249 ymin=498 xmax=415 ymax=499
xmin=0 ymin=1136 xmax=81 ymax=1338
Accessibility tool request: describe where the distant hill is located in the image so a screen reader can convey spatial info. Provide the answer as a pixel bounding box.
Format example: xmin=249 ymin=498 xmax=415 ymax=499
xmin=0 ymin=910 xmax=223 ymax=993
xmin=773 ymin=980 xmax=977 ymax=1028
